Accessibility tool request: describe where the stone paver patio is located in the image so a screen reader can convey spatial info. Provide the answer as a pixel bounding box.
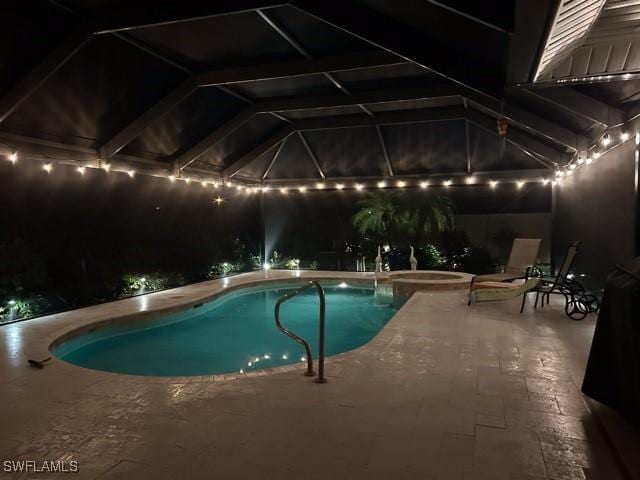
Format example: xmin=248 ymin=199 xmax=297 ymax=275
xmin=0 ymin=271 xmax=632 ymax=479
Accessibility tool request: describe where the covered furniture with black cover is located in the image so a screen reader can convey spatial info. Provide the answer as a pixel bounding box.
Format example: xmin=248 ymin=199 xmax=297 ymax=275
xmin=582 ymin=257 xmax=640 ymax=432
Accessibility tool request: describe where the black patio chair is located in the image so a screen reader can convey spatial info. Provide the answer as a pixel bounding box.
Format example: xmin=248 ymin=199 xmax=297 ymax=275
xmin=534 ymin=241 xmax=600 ymax=320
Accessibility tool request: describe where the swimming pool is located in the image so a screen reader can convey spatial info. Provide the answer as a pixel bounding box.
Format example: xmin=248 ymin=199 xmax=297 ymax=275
xmin=52 ymin=282 xmax=396 ymax=376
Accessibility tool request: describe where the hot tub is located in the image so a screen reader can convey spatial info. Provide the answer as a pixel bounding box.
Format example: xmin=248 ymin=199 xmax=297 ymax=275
xmin=384 ymin=270 xmax=473 ymax=306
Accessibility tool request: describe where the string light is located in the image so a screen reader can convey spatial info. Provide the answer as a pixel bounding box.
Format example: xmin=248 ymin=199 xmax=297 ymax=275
xmin=184 ymin=177 xmax=191 ymax=184
xmin=569 ymin=164 xmax=577 ymax=170
xmin=262 ymin=186 xmax=270 ymax=192
xmin=420 ymin=181 xmax=429 ymax=189
xmin=542 ymin=179 xmax=550 ymax=185
xmin=396 ymin=180 xmax=406 ymax=188
xmin=585 ymin=156 xmax=593 ymax=165
xmin=8 ymin=152 xmax=18 ymax=164
xmin=355 ymin=183 xmax=364 ymax=191
xmin=76 ymin=166 xmax=86 ymax=175
xmin=280 ymin=187 xmax=288 ymax=194
xmin=377 ymin=180 xmax=387 ymax=188
xmin=42 ymin=163 xmax=52 ymax=173
xmin=516 ymin=181 xmax=525 ymax=189
xmin=315 ymin=182 xmax=325 ymax=189
xmin=336 ymin=183 xmax=344 ymax=190
xmin=443 ymin=179 xmax=451 ymax=187
xmin=298 ymin=186 xmax=307 ymax=193
xmin=601 ymin=132 xmax=611 ymax=146
xmin=465 ymin=176 xmax=475 ymax=185
xmin=127 ymin=169 xmax=135 ymax=178
xmin=169 ymin=175 xmax=176 ymax=182
xmin=489 ymin=180 xmax=498 ymax=188
xmin=593 ymin=152 xmax=601 ymax=159
xmin=201 ymin=180 xmax=207 ymax=187
xmin=213 ymin=196 xmax=223 ymax=205
xmin=102 ymin=163 xmax=111 ymax=173
xmin=620 ymin=131 xmax=630 ymax=141
xmin=577 ymin=157 xmax=584 ymax=165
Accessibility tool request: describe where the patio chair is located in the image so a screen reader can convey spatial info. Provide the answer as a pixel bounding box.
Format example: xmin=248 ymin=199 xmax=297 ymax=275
xmin=467 ymin=238 xmax=541 ymax=304
xmin=534 ymin=241 xmax=600 ymax=320
xmin=468 ymin=277 xmax=540 ymax=313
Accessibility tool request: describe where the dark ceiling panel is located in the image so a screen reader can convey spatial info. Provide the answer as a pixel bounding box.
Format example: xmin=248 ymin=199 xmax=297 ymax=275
xmin=3 ymin=35 xmax=184 ymax=146
xmin=124 ymin=88 xmax=245 ymax=159
xmin=263 ymin=6 xmax=374 ymax=56
xmin=382 ymin=121 xmax=467 ymax=174
xmin=235 ymin=144 xmax=279 ymax=180
xmin=231 ymin=73 xmax=339 ymax=99
xmin=128 ymin=12 xmax=300 ymax=69
xmin=302 ymin=127 xmax=387 ymax=178
xmin=201 ymin=114 xmax=286 ymax=168
xmin=506 ymin=90 xmax=595 ymax=135
xmin=265 ymin=134 xmax=321 ymax=179
xmin=575 ymin=81 xmax=640 ymax=107
xmin=331 ymin=63 xmax=441 ymax=92
xmin=0 ymin=1 xmax=76 ymax=91
xmin=468 ymin=124 xmax=545 ymax=172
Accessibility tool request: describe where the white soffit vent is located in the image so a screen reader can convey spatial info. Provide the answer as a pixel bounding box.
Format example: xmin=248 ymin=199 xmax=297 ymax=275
xmin=534 ymin=0 xmax=607 ymax=81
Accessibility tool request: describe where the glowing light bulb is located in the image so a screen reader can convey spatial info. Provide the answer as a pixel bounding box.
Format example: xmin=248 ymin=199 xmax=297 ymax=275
xmin=282 ymin=354 xmax=288 ymax=360
xmin=43 ymin=163 xmax=52 ymax=173
xmin=542 ymin=179 xmax=550 ymax=185
xmin=355 ymin=183 xmax=364 ymax=191
xmin=76 ymin=166 xmax=86 ymax=175
xmin=214 ymin=196 xmax=223 ymax=205
xmin=620 ymin=131 xmax=630 ymax=141
xmin=280 ymin=187 xmax=288 ymax=194
xmin=8 ymin=152 xmax=17 ymax=164
xmin=569 ymin=164 xmax=577 ymax=170
xmin=586 ymin=157 xmax=593 ymax=165
xmin=443 ymin=179 xmax=451 ymax=187
xmin=202 ymin=180 xmax=207 ymax=187
xmin=263 ymin=262 xmax=271 ymax=270
xmin=489 ymin=180 xmax=498 ymax=188
xmin=465 ymin=176 xmax=475 ymax=184
xmin=396 ymin=180 xmax=406 ymax=188
xmin=316 ymin=182 xmax=325 ymax=189
xmin=169 ymin=175 xmax=176 ymax=182
xmin=102 ymin=163 xmax=111 ymax=172
xmin=377 ymin=181 xmax=387 ymax=188
xmin=338 ymin=282 xmax=348 ymax=288
xmin=420 ymin=181 xmax=429 ymax=189
xmin=593 ymin=152 xmax=601 ymax=159
xmin=336 ymin=183 xmax=344 ymax=190
xmin=601 ymin=133 xmax=611 ymax=146
xmin=516 ymin=181 xmax=525 ymax=189
xmin=577 ymin=157 xmax=585 ymax=165
xmin=127 ymin=169 xmax=135 ymax=178
xmin=298 ymin=186 xmax=307 ymax=193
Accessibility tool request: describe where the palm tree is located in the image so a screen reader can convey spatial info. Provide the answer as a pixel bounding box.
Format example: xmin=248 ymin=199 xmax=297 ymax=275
xmin=403 ymin=194 xmax=454 ymax=246
xmin=352 ymin=192 xmax=454 ymax=248
xmin=351 ymin=192 xmax=400 ymax=246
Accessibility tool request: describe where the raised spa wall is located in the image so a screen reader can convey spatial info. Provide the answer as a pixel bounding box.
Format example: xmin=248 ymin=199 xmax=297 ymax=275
xmin=383 ymin=270 xmax=474 ymax=307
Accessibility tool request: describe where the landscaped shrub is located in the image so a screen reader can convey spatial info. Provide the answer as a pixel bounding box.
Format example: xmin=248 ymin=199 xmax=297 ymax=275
xmin=118 ymin=273 xmax=169 ymax=297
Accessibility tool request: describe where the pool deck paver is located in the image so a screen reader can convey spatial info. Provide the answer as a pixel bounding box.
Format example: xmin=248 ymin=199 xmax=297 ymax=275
xmin=0 ymin=270 xmax=635 ymax=479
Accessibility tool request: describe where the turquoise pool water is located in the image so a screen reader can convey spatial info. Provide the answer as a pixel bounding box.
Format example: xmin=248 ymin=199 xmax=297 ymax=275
xmin=52 ymin=283 xmax=396 ymax=376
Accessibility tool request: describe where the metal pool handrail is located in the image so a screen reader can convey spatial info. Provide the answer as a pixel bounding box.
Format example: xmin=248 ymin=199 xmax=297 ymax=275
xmin=274 ymin=280 xmax=326 ymax=384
